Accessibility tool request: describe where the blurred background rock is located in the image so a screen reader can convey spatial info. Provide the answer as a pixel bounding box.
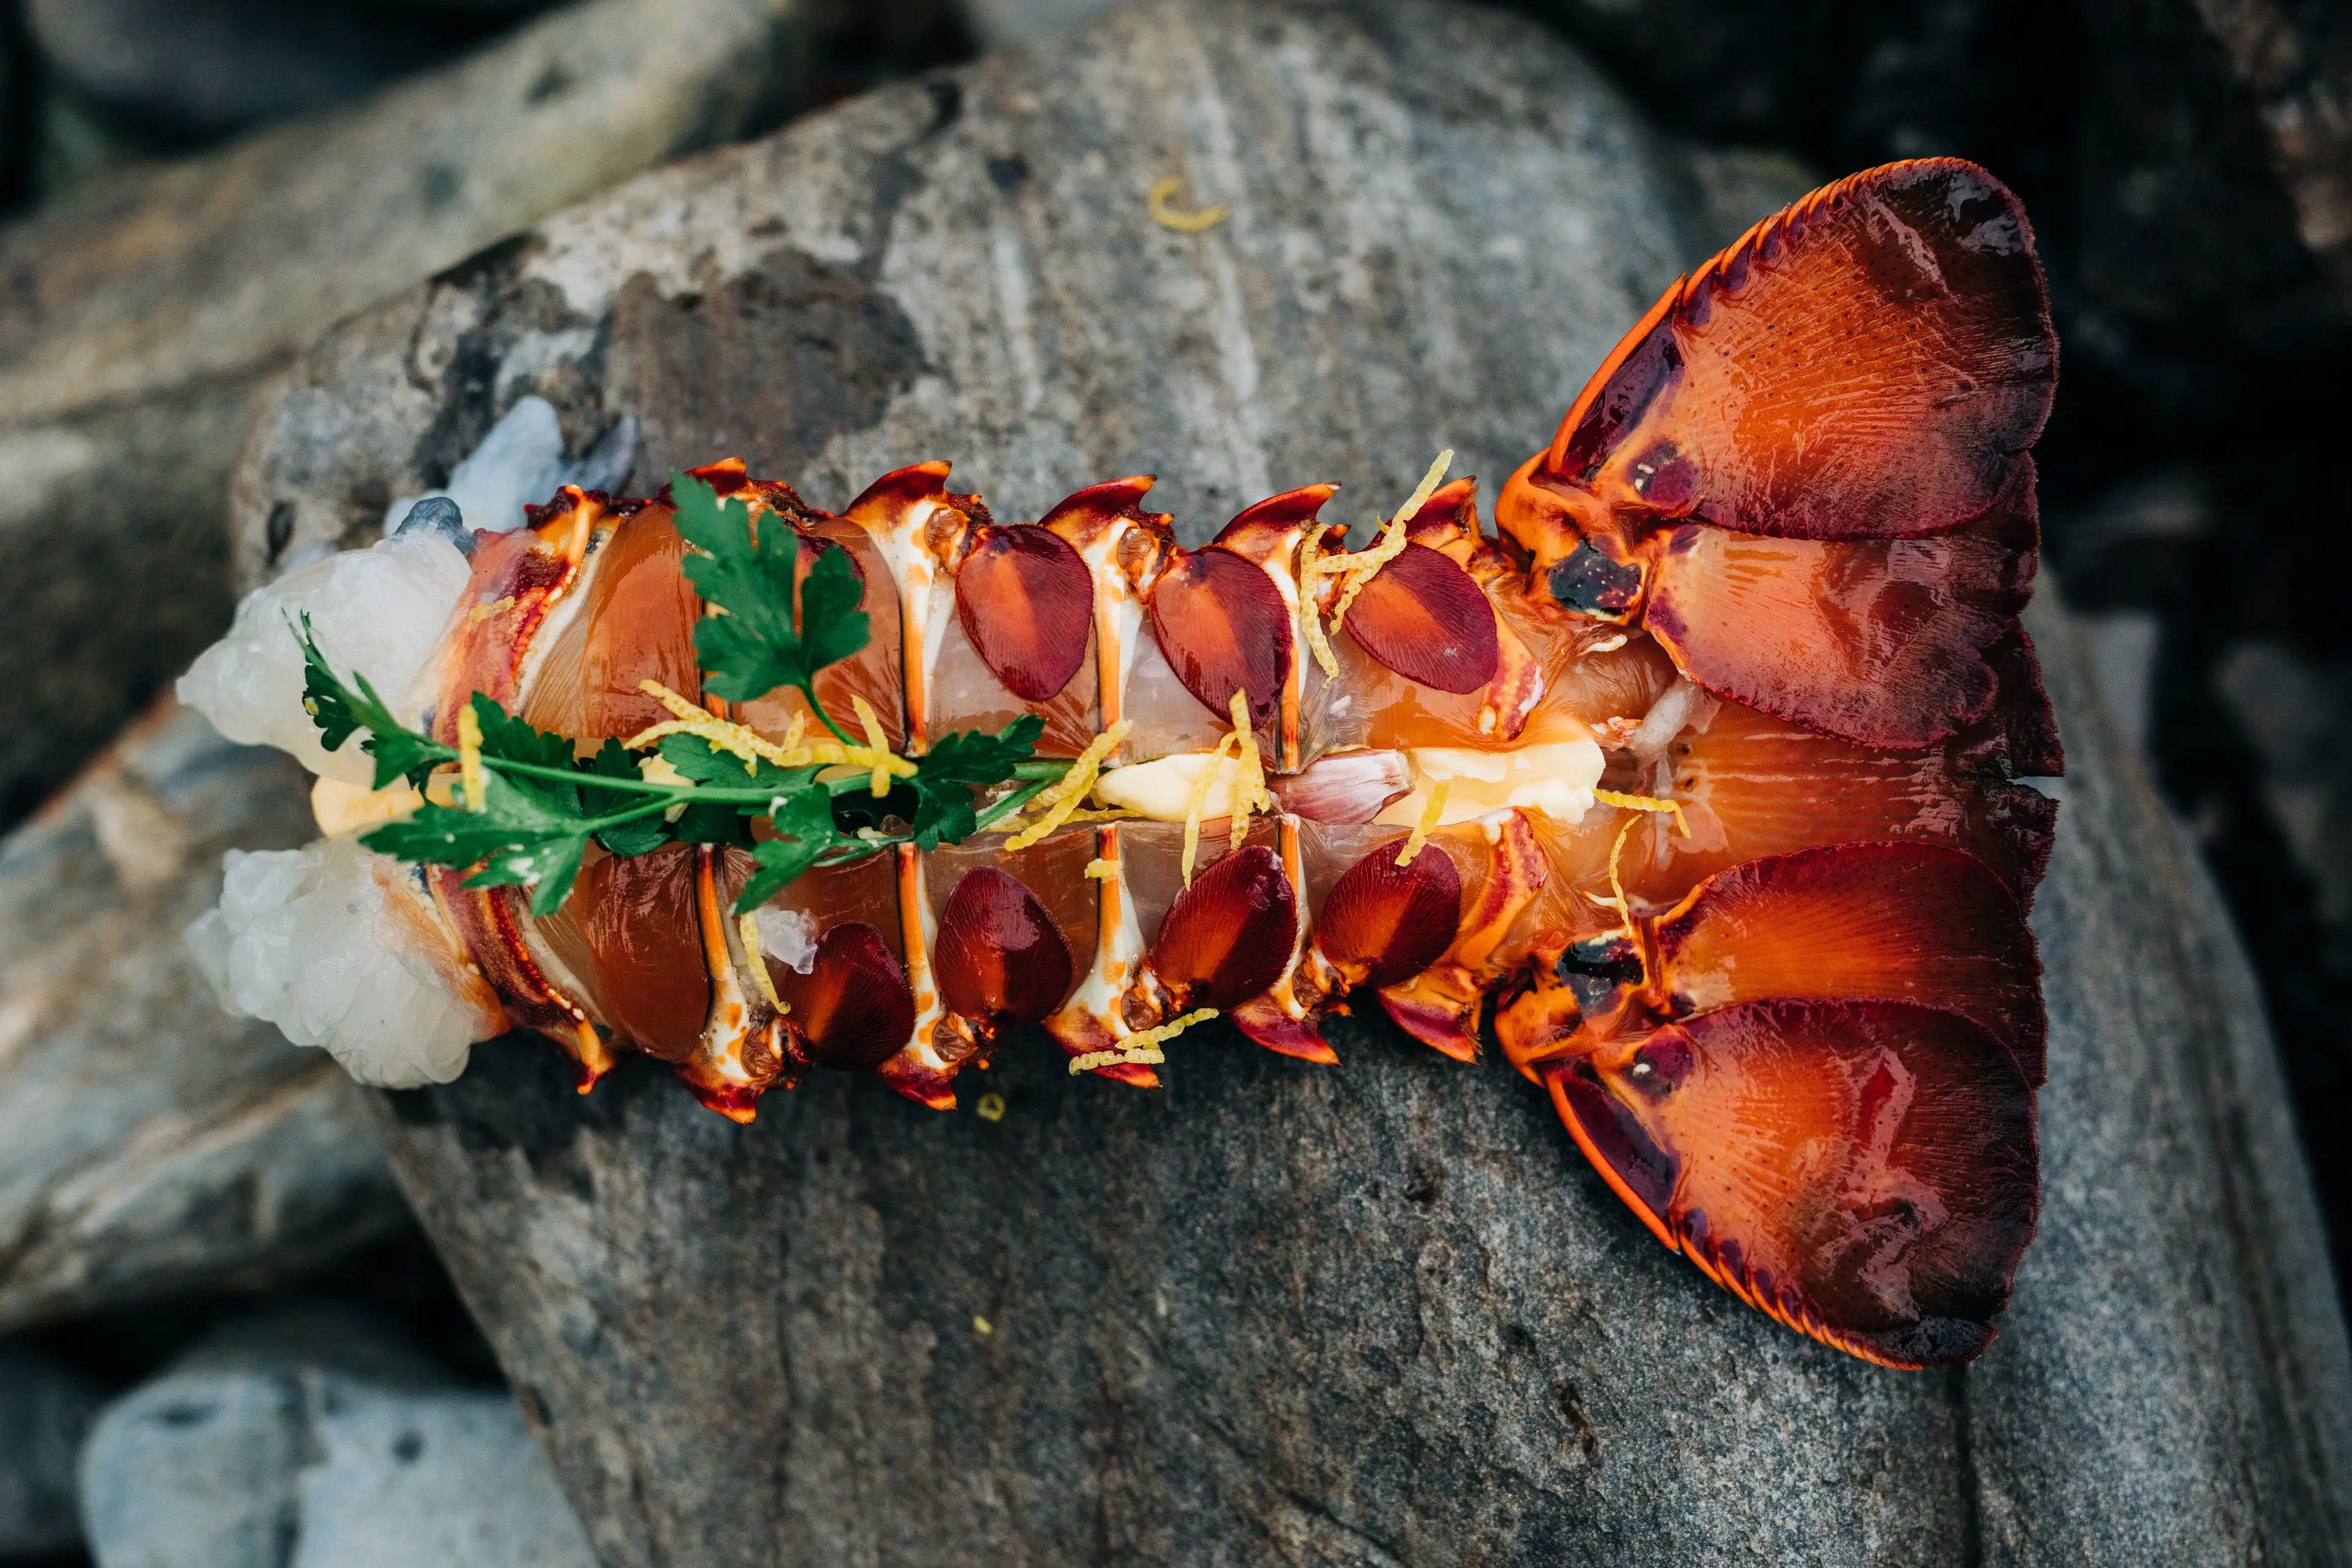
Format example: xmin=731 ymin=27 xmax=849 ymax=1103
xmin=1 ymin=0 xmax=2348 ymax=1562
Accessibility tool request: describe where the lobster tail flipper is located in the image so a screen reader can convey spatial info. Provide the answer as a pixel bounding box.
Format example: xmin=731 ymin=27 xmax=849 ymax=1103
xmin=1545 ymin=997 xmax=2038 ymax=1368
xmin=1650 ymin=842 xmax=2046 ymax=1084
xmin=1642 ymin=458 xmax=2041 ymax=749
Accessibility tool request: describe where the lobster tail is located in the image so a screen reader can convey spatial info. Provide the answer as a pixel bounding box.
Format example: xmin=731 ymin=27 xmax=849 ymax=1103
xmin=1498 ymin=157 xmax=2058 ymax=755
xmin=208 ymin=156 xmax=2066 ymax=1370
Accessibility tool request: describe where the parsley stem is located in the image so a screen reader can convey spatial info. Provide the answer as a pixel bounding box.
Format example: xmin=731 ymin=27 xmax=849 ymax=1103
xmin=799 ymin=683 xmax=859 ymax=748
xmin=974 ymin=778 xmax=1053 ymax=832
xmin=477 ymin=755 xmax=784 ymax=802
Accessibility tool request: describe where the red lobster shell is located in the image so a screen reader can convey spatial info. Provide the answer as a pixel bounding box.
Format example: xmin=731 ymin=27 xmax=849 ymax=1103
xmin=400 ymin=158 xmax=2058 ymax=1368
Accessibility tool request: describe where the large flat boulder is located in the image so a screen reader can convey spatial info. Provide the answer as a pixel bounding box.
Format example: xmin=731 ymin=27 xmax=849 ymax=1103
xmin=234 ymin=0 xmax=2352 ymax=1560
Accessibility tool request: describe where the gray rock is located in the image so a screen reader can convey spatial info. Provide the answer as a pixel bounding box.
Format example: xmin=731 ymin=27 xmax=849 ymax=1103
xmin=2216 ymin=641 xmax=2352 ymax=935
xmin=25 ymin=0 xmax=534 ymax=147
xmin=0 ymin=1346 xmax=102 ymax=1559
xmin=236 ymin=0 xmax=2352 ymax=1560
xmin=960 ymin=0 xmax=1123 ymax=48
xmin=80 ymin=1304 xmax=596 ymax=1568
xmin=0 ymin=0 xmax=807 ymax=826
xmin=0 ymin=699 xmax=405 ymax=1332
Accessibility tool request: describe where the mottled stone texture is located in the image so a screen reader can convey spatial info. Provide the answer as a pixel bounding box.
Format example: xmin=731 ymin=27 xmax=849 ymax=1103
xmin=0 ymin=701 xmax=404 ymax=1331
xmin=237 ymin=0 xmax=2352 ymax=1560
xmin=0 ymin=0 xmax=806 ymax=824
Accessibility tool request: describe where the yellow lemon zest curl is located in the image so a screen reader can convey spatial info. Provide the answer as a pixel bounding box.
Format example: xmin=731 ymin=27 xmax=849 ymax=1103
xmin=1395 ymin=777 xmax=1450 ymax=867
xmin=1299 ymin=450 xmax=1452 ymax=677
xmin=1002 ymin=721 xmax=1133 ymax=851
xmin=1068 ymin=1007 xmax=1218 ymax=1075
xmin=1147 ymin=176 xmax=1230 ymax=232
xmin=455 ymin=702 xmax=488 ymax=813
xmin=738 ymin=912 xmax=787 ymax=1010
xmin=1223 ymin=690 xmax=1277 ymax=854
xmin=623 ymin=681 xmax=915 ymax=781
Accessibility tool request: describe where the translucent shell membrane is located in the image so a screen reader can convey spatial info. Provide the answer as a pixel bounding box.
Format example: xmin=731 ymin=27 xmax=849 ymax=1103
xmin=420 ymin=155 xmax=2058 ymax=1369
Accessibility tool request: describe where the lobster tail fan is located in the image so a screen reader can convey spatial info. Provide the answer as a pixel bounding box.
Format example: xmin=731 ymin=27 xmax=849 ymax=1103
xmin=1651 ymin=842 xmax=2046 ymax=1084
xmin=1656 ymin=699 xmax=2059 ymax=906
xmin=1643 ymin=457 xmax=2042 ymax=750
xmin=1547 ymin=158 xmax=2057 ymax=544
xmin=1545 ymin=998 xmax=2038 ymax=1367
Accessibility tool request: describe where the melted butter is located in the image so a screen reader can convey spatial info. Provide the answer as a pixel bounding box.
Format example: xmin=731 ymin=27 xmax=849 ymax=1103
xmin=1371 ymin=738 xmax=1606 ymax=829
xmin=1091 ymin=750 xmax=1255 ymax=821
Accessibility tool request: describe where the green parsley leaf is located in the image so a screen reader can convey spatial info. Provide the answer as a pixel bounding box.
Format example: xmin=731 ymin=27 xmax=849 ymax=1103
xmin=656 ymin=733 xmax=813 ymax=794
xmin=905 ymin=716 xmax=1044 ymax=849
xmin=294 ymin=616 xmax=452 ymax=788
xmin=363 ymin=769 xmax=590 ymax=912
xmin=735 ymin=786 xmax=848 ymax=911
xmin=669 ymin=801 xmax=758 ymax=849
xmin=466 ymin=693 xmax=578 ymax=772
xmin=671 ymin=471 xmax=868 ymax=705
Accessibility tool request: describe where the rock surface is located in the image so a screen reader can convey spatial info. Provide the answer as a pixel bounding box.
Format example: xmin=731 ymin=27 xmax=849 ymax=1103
xmin=0 ymin=0 xmax=806 ymax=825
xmin=79 ymin=1304 xmax=597 ymax=1568
xmin=235 ymin=0 xmax=2352 ymax=1561
xmin=0 ymin=699 xmax=405 ymax=1332
xmin=24 ymin=0 xmax=542 ymax=147
xmin=0 ymin=1346 xmax=102 ymax=1558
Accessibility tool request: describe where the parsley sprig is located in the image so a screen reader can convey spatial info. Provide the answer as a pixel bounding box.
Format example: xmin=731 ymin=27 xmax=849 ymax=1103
xmin=297 ymin=471 xmax=1060 ymax=917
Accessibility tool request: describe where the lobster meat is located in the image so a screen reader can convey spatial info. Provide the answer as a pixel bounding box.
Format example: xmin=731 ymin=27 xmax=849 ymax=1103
xmin=189 ymin=158 xmax=2059 ymax=1367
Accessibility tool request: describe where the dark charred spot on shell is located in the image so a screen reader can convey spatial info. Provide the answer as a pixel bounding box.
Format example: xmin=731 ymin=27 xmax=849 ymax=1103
xmin=1547 ymin=540 xmax=1644 ymax=619
xmin=1556 ymin=933 xmax=1643 ymax=1015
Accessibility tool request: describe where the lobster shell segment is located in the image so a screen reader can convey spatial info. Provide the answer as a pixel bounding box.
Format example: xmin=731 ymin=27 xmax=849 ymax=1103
xmin=1642 ymin=458 xmax=2042 ymax=750
xmin=1651 ymin=842 xmax=2046 ymax=1084
xmin=1313 ymin=843 xmax=1463 ymax=993
xmin=778 ymin=921 xmax=919 ymax=1073
xmin=953 ymin=526 xmax=1094 ymax=702
xmin=1145 ymin=546 xmax=1293 ymax=729
xmin=934 ymin=868 xmax=1076 ymax=1029
xmin=1147 ymin=845 xmax=1299 ymax=1010
xmin=1528 ymin=157 xmax=2056 ymax=552
xmin=1341 ymin=543 xmax=1501 ymax=695
xmin=1545 ymin=997 xmax=2038 ymax=1368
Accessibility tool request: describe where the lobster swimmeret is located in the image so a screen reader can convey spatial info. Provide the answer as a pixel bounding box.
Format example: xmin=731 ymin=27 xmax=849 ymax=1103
xmin=191 ymin=158 xmax=2060 ymax=1369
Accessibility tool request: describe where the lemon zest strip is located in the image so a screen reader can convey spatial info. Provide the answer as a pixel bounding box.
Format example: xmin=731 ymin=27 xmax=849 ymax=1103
xmin=456 ymin=702 xmax=488 ymax=812
xmin=1068 ymin=1007 xmax=1218 ymax=1074
xmin=850 ymin=695 xmax=892 ymax=798
xmin=1084 ymin=858 xmax=1120 ymax=880
xmin=1002 ymin=721 xmax=1132 ymax=851
xmin=1604 ymin=812 xmax=1643 ymax=949
xmin=738 ymin=912 xmax=787 ymax=1010
xmin=1396 ymin=777 xmax=1450 ymax=866
xmin=1224 ymin=690 xmax=1276 ymax=854
xmin=1594 ymin=788 xmax=1689 ymax=838
xmin=1180 ymin=730 xmax=1241 ymax=888
xmin=1330 ymin=450 xmax=1452 ymax=633
xmin=623 ymin=680 xmax=914 ymax=780
xmin=1147 ymin=176 xmax=1231 ymax=232
xmin=1299 ymin=524 xmax=1339 ymax=679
